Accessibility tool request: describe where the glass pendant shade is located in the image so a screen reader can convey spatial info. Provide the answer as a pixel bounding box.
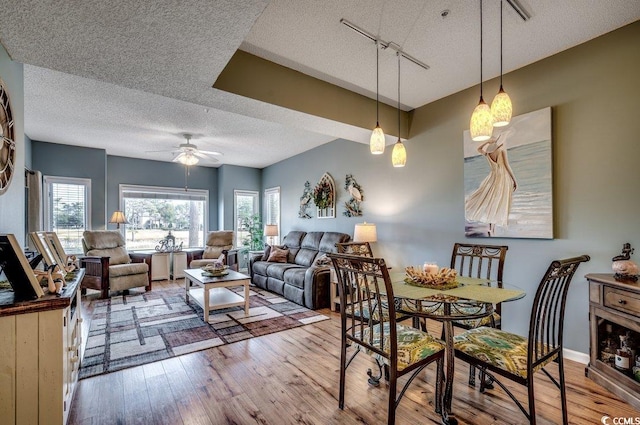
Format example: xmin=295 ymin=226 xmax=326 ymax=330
xmin=392 ymin=139 xmax=406 ymax=167
xmin=178 ymin=152 xmax=199 ymax=166
xmin=491 ymin=87 xmax=512 ymax=127
xmin=470 ymin=98 xmax=494 ymax=141
xmin=370 ymin=125 xmax=385 ymax=154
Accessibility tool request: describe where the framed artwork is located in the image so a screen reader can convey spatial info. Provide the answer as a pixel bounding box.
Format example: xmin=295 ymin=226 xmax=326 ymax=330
xmin=463 ymin=107 xmax=553 ymax=239
xmin=0 ymin=234 xmax=44 ymax=300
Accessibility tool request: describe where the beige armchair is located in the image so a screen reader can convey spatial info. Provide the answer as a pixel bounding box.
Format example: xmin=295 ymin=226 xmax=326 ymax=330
xmin=80 ymin=230 xmax=151 ymax=298
xmin=189 ymin=230 xmax=239 ymax=271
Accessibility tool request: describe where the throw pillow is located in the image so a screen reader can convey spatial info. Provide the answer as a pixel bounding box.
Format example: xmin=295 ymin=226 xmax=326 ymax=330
xmin=314 ymin=254 xmax=331 ymax=266
xmin=267 ymin=246 xmax=289 ymax=263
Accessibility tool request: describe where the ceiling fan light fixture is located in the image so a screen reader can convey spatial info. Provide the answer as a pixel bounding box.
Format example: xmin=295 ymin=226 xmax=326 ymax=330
xmin=176 ymin=152 xmax=199 ymax=166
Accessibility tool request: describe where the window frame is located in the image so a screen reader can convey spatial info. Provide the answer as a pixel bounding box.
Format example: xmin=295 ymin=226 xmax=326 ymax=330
xmin=119 ymin=184 xmax=209 ymax=249
xmin=234 ymin=189 xmax=259 ymax=248
xmin=264 ymin=186 xmax=281 ymax=245
xmin=43 ymin=175 xmax=92 ymax=254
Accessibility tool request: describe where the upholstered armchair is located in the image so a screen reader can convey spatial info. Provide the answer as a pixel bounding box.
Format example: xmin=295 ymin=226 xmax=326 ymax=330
xmin=189 ymin=230 xmax=239 ymax=271
xmin=80 ymin=230 xmax=151 ymax=298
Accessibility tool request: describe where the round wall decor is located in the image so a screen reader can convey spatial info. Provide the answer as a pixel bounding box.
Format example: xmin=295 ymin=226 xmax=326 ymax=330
xmin=0 ymin=78 xmax=15 ymax=195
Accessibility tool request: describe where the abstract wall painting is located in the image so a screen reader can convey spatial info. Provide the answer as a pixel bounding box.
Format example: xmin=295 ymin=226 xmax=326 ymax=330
xmin=463 ymin=107 xmax=553 ymax=239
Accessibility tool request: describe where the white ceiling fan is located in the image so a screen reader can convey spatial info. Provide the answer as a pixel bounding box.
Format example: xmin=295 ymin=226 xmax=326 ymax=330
xmin=148 ymin=134 xmax=223 ymax=165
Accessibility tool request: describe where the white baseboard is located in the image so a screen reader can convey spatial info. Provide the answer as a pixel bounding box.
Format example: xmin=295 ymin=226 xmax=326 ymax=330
xmin=564 ymin=348 xmax=589 ymax=364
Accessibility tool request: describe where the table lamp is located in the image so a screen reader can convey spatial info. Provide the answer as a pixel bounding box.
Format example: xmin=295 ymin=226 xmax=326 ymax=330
xmin=353 ymin=222 xmax=377 ymax=243
xmin=264 ymin=224 xmax=279 ymax=246
xmin=109 ymin=210 xmax=129 ymax=229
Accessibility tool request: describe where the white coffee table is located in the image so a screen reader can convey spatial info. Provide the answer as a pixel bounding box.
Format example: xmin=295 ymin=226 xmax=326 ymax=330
xmin=184 ymin=268 xmax=250 ymax=322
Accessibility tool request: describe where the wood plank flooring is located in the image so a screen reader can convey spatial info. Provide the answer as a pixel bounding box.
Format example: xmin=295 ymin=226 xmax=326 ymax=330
xmin=69 ymin=280 xmax=639 ymax=424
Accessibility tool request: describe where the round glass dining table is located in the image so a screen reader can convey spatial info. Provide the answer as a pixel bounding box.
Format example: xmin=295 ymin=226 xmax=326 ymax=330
xmin=382 ymin=273 xmax=526 ymax=425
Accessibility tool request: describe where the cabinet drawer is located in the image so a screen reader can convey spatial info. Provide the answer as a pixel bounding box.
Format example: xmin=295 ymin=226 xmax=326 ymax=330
xmin=604 ymin=287 xmax=640 ymax=316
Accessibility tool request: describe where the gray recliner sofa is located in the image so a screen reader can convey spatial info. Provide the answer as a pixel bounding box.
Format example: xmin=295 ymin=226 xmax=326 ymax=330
xmin=249 ymin=231 xmax=350 ymax=309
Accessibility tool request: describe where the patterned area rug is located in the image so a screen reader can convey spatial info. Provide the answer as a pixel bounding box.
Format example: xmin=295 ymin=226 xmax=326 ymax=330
xmin=79 ymin=286 xmax=329 ymax=379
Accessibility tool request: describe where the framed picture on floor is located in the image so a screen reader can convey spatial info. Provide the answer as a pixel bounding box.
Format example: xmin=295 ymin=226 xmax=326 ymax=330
xmin=0 ymin=234 xmax=45 ymax=300
xmin=463 ymin=107 xmax=553 ymax=239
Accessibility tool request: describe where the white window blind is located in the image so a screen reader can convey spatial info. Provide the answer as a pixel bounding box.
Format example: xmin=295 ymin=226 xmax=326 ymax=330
xmin=265 ymin=187 xmax=280 ymax=244
xmin=43 ymin=176 xmax=91 ymax=254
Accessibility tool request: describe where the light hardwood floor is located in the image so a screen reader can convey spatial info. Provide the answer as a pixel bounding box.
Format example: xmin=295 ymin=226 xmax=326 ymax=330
xmin=69 ymin=280 xmax=639 ymax=424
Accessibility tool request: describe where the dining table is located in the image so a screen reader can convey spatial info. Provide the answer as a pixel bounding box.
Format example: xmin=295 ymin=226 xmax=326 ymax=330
xmin=380 ymin=273 xmax=526 ymax=425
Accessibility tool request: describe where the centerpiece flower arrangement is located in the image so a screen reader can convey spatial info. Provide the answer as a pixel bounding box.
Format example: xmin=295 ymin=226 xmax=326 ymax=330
xmin=313 ymin=181 xmax=333 ymax=209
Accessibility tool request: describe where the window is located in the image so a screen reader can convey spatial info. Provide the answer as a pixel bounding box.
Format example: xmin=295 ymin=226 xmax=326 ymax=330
xmin=120 ymin=185 xmax=208 ymax=250
xmin=43 ymin=176 xmax=91 ymax=254
xmin=264 ymin=187 xmax=280 ymax=245
xmin=234 ymin=190 xmax=259 ymax=248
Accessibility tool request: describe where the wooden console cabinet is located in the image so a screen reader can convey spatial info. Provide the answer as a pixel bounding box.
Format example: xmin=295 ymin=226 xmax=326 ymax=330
xmin=0 ymin=269 xmax=85 ymax=425
xmin=586 ymin=273 xmax=640 ymax=411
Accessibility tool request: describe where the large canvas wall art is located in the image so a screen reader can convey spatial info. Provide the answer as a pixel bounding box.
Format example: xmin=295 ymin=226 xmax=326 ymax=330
xmin=463 ymin=107 xmax=553 ymax=239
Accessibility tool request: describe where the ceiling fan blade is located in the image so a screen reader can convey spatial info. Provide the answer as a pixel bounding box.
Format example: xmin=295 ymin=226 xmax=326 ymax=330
xmin=145 ymin=148 xmax=178 ymax=153
xmin=198 ymin=149 xmax=223 ymax=156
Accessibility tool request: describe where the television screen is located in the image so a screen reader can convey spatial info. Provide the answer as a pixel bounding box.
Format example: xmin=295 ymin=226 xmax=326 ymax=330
xmin=0 ymin=234 xmax=44 ymax=300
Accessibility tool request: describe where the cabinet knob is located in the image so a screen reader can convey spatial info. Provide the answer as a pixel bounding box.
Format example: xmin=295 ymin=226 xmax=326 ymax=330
xmin=618 ymin=299 xmax=627 ymax=305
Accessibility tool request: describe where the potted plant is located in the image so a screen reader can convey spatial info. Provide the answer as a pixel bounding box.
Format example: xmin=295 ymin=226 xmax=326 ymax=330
xmin=240 ymin=214 xmax=264 ymax=251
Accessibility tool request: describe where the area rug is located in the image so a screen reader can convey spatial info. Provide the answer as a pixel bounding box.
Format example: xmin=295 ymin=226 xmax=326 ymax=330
xmin=79 ymin=286 xmax=329 ymax=379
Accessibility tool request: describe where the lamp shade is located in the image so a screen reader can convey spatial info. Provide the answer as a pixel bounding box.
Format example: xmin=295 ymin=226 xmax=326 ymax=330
xmin=392 ymin=139 xmax=406 ymax=167
xmin=353 ymin=222 xmax=377 ymax=243
xmin=264 ymin=224 xmax=279 ymax=237
xmin=470 ymin=98 xmax=494 ymax=141
xmin=109 ymin=211 xmax=129 ymax=228
xmin=491 ymin=87 xmax=512 ymax=127
xmin=370 ymin=125 xmax=385 ymax=154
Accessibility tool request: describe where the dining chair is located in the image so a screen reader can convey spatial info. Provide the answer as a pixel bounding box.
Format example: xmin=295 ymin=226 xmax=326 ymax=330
xmin=327 ymin=252 xmax=445 ymax=425
xmin=453 ymin=255 xmax=590 ymax=425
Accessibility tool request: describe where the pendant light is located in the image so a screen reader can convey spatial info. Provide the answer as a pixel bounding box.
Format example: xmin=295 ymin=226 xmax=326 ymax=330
xmin=469 ymin=0 xmax=494 ymax=142
xmin=491 ymin=0 xmax=512 ymax=127
xmin=392 ymin=52 xmax=406 ymax=167
xmin=370 ymin=41 xmax=385 ymax=154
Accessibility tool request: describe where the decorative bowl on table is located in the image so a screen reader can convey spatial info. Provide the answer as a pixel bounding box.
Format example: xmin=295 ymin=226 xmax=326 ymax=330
xmin=201 ymin=263 xmax=229 ymax=277
xmin=404 ymin=266 xmax=459 ymax=289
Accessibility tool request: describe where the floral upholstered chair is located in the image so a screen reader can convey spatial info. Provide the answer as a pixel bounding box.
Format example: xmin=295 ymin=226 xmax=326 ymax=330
xmin=327 ymin=252 xmax=445 ymax=425
xmin=454 ymin=255 xmax=590 ymax=425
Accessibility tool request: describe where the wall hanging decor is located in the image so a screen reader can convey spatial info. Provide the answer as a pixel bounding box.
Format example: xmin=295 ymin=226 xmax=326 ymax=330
xmin=0 ymin=78 xmax=16 ymax=195
xmin=464 ymin=107 xmax=553 ymax=239
xmin=298 ymin=181 xmax=313 ymax=219
xmin=343 ymin=174 xmax=364 ymax=217
xmin=313 ymin=172 xmax=335 ymax=219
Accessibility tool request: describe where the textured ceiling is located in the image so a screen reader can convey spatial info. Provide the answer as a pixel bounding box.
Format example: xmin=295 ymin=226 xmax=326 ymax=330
xmin=0 ymin=0 xmax=638 ymax=168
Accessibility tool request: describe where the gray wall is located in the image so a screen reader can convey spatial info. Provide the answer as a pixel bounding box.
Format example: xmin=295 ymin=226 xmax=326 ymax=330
xmin=32 ymin=141 xmax=107 ymax=229
xmin=107 ymin=155 xmax=219 ymax=231
xmin=262 ymin=22 xmax=640 ymax=354
xmin=217 ymin=164 xmax=261 ymax=230
xmin=0 ymin=43 xmax=25 ymax=244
